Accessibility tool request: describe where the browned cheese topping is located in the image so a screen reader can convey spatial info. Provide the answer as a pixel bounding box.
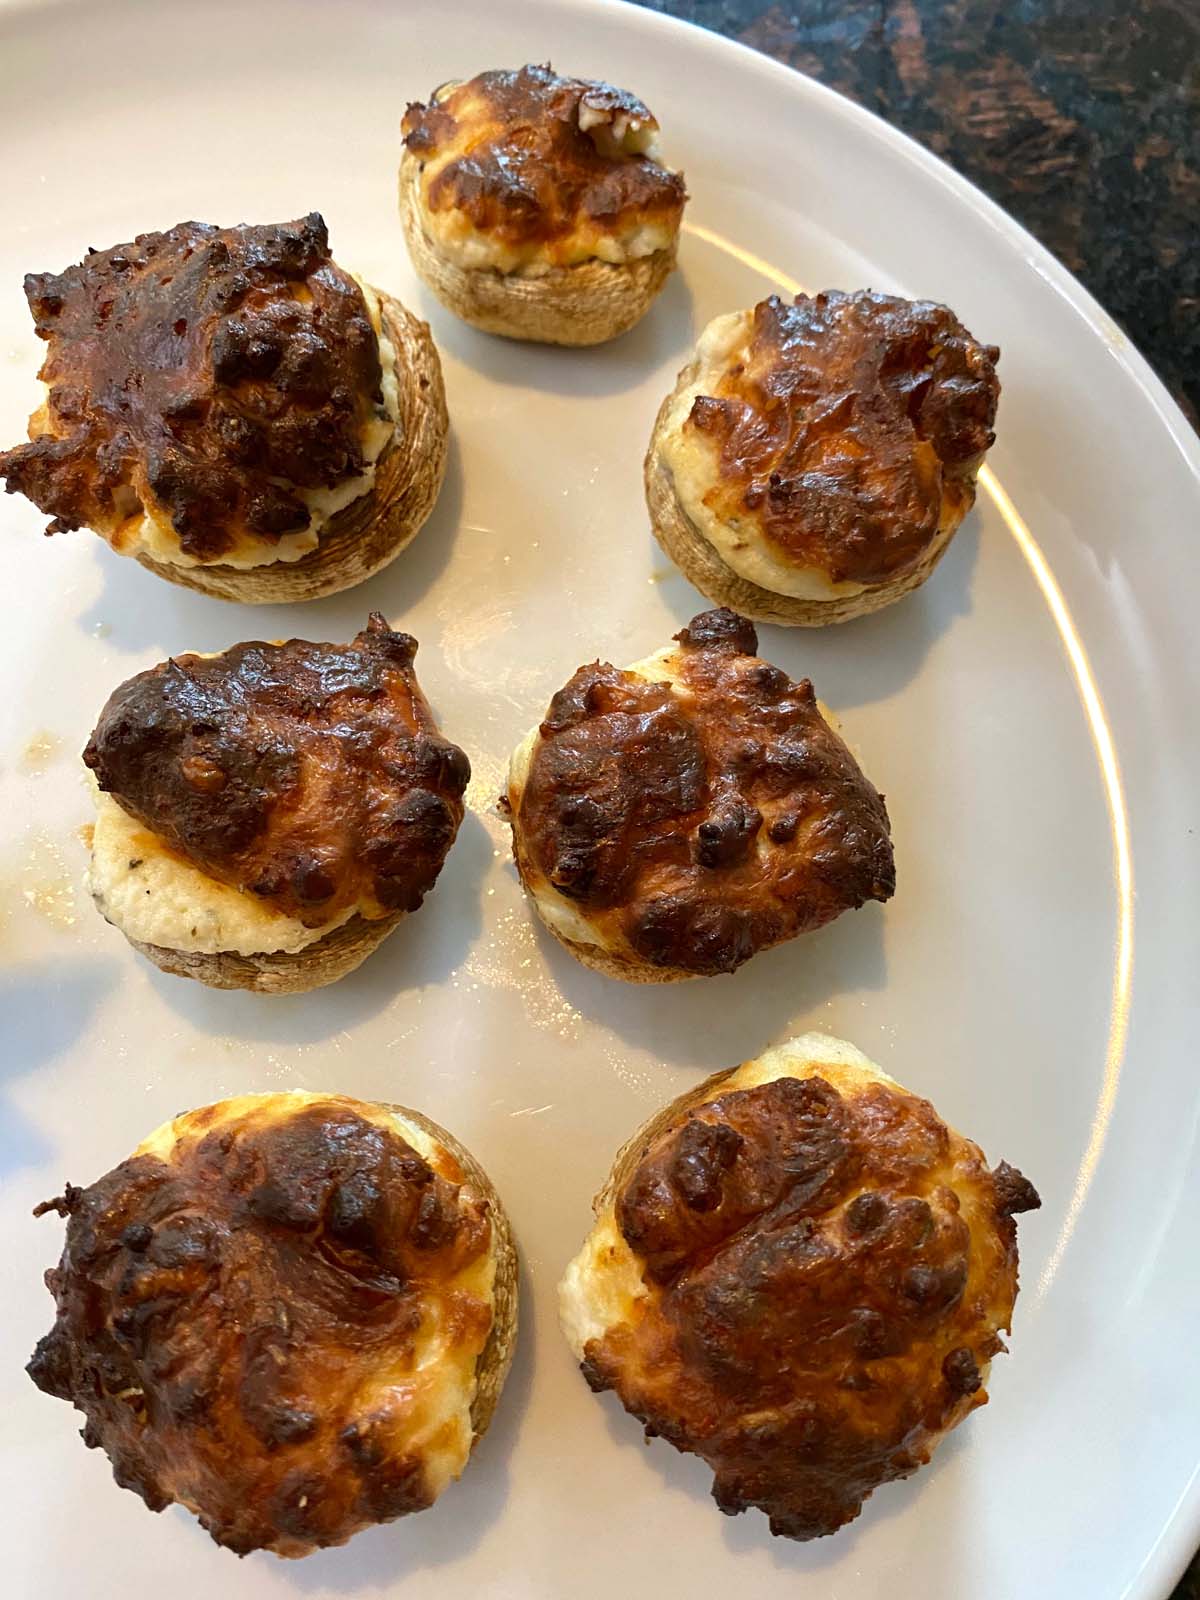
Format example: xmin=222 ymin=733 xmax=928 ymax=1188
xmin=510 ymin=608 xmax=894 ymax=974
xmin=687 ymin=291 xmax=1001 ymax=585
xmin=0 ymin=213 xmax=386 ymax=561
xmin=583 ymin=1073 xmax=1041 ymax=1538
xmin=83 ymin=614 xmax=469 ymax=926
xmin=402 ymin=65 xmax=686 ymax=262
xmin=27 ymin=1098 xmax=494 ymax=1556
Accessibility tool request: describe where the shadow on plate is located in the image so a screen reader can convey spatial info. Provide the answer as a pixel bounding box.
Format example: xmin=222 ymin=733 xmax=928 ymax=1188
xmin=342 ymin=429 xmax=464 ymax=626
xmin=527 ymin=896 xmax=888 ymax=1074
xmin=0 ymin=956 xmax=121 ymax=1173
xmin=139 ymin=807 xmax=492 ymax=1048
xmin=73 ymin=430 xmax=466 ymax=656
xmin=425 ymin=267 xmax=696 ymax=399
xmin=272 ymin=1254 xmax=536 ymax=1594
xmin=649 ymin=508 xmax=981 ymax=711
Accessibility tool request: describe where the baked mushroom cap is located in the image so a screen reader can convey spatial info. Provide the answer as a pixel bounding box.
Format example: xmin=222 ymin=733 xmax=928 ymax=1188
xmin=647 ymin=291 xmax=1000 ymax=620
xmin=0 ymin=213 xmax=400 ymax=569
xmin=504 ymin=608 xmax=894 ymax=979
xmin=560 ymin=1033 xmax=1040 ymax=1540
xmin=28 ymin=1092 xmax=518 ymax=1558
xmin=84 ymin=613 xmax=469 ymax=941
xmin=400 ymin=65 xmax=686 ymax=344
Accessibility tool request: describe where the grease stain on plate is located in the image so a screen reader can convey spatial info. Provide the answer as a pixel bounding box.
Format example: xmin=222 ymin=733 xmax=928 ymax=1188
xmin=461 ymin=904 xmax=582 ymax=1042
xmin=20 ymin=730 xmax=63 ymax=773
xmin=16 ymin=831 xmax=79 ymax=930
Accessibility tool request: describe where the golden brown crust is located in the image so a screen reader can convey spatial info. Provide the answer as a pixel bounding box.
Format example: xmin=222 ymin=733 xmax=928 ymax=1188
xmin=0 ymin=216 xmax=389 ymax=558
xmin=85 ymin=615 xmax=469 ymax=928
xmin=402 ymin=66 xmax=685 ymax=261
xmin=646 ymin=383 xmax=956 ymax=626
xmin=27 ymin=1094 xmax=518 ymax=1558
xmin=123 ymin=909 xmax=404 ymax=995
xmin=579 ymin=1053 xmax=1040 ymax=1540
xmin=645 ymin=292 xmax=999 ymax=625
xmin=385 ymin=1104 xmax=519 ymax=1444
xmin=135 ymin=292 xmax=448 ymax=602
xmin=505 ymin=608 xmax=894 ymax=979
xmin=400 ymin=154 xmax=676 ymax=346
xmin=689 ymin=294 xmax=999 ymax=585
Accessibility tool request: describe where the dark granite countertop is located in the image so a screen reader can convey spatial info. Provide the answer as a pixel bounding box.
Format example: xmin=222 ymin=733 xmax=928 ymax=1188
xmin=638 ymin=0 xmax=1199 ymax=430
xmin=637 ymin=3 xmax=1200 ymax=1595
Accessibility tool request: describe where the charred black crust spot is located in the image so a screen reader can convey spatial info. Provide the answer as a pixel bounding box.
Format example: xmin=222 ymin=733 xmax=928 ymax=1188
xmin=675 ymin=607 xmax=758 ymax=655
xmin=844 ymin=1191 xmax=889 ymax=1235
xmin=992 ymin=1160 xmax=1042 ymax=1217
xmin=32 ymin=1183 xmax=84 ymax=1218
xmin=579 ymin=1353 xmax=612 ymax=1394
xmin=670 ymin=1119 xmax=743 ymax=1212
xmin=693 ymin=796 xmax=762 ymax=869
xmin=942 ymin=1345 xmax=983 ymax=1397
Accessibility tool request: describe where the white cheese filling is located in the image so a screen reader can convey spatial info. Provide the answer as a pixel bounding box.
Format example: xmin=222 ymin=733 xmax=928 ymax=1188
xmin=422 ymin=206 xmax=678 ymax=278
xmin=86 ymin=783 xmax=356 ymax=957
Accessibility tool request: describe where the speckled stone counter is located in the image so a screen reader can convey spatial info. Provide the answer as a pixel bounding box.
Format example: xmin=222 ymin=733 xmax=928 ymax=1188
xmin=638 ymin=0 xmax=1199 ymax=430
xmin=637 ymin=3 xmax=1200 ymax=1594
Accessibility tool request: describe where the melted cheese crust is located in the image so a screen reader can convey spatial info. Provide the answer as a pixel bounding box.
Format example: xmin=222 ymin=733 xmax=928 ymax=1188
xmin=137 ymin=1092 xmax=497 ymax=1509
xmin=559 ymin=1033 xmax=892 ymax=1356
xmin=406 ymin=75 xmax=682 ymax=277
xmin=507 ymin=646 xmax=845 ymax=957
xmin=106 ymin=279 xmax=399 ymax=571
xmin=507 ymin=645 xmax=684 ymax=953
xmin=558 ymin=1028 xmax=1035 ymax=1547
xmin=657 ymin=310 xmax=869 ymax=602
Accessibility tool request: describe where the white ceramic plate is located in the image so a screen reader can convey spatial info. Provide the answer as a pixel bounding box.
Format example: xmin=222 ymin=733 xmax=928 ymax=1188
xmin=2 ymin=0 xmax=1198 ymax=1595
